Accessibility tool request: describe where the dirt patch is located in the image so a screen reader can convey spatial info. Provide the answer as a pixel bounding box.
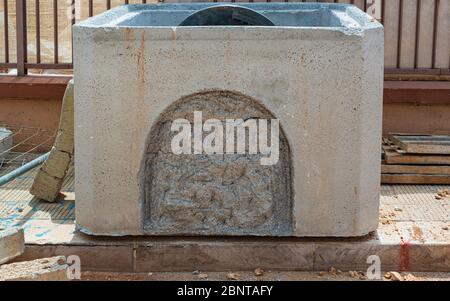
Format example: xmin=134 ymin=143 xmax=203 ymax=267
xmin=79 ymin=271 xmax=450 ymax=281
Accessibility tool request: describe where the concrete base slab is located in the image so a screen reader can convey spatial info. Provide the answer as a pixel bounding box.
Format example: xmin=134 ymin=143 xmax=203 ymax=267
xmin=1 ymin=165 xmax=450 ymax=273
xmin=0 ymin=228 xmax=24 ymax=265
xmin=10 ymin=231 xmax=450 ymax=273
xmin=0 ymin=256 xmax=68 ymax=281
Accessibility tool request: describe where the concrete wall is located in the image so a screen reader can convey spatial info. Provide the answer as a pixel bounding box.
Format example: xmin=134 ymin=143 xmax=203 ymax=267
xmin=1 ymin=77 xmax=448 ymax=154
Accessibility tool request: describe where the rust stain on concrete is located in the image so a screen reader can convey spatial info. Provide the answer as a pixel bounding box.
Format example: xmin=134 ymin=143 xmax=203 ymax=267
xmin=124 ymin=27 xmax=133 ymax=40
xmin=137 ymin=31 xmax=146 ymax=85
xmin=300 ymin=53 xmax=306 ymax=65
xmin=133 ymin=31 xmax=147 ymax=156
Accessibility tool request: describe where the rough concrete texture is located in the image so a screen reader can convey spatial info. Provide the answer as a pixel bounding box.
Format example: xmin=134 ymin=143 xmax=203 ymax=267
xmin=0 ymin=256 xmax=68 ymax=281
xmin=0 ymin=228 xmax=25 ymax=265
xmin=30 ymin=80 xmax=74 ymax=202
xmin=143 ymin=91 xmax=292 ymax=235
xmin=0 ymin=128 xmax=12 ymax=161
xmin=74 ymin=3 xmax=384 ymax=236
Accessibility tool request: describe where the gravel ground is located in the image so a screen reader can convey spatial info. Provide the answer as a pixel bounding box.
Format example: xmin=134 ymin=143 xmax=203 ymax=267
xmin=80 ymin=270 xmax=450 ymax=281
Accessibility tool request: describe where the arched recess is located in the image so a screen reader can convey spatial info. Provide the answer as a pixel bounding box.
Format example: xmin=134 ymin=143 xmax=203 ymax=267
xmin=140 ymin=90 xmax=293 ymax=236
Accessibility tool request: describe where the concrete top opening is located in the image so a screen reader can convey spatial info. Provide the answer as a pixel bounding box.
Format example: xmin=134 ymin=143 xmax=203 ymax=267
xmin=77 ymin=3 xmax=381 ymax=33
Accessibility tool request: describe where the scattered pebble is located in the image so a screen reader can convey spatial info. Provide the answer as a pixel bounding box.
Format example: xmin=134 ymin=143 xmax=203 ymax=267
xmin=198 ymin=273 xmax=209 ymax=280
xmin=436 ymin=189 xmax=450 ymax=200
xmin=404 ymin=273 xmax=417 ymax=281
xmin=254 ymin=268 xmax=264 ymax=277
xmin=329 ymin=267 xmax=337 ymax=275
xmin=348 ymin=271 xmax=366 ymax=280
xmin=384 ymin=271 xmax=403 ymax=281
xmin=227 ymin=272 xmax=241 ymax=280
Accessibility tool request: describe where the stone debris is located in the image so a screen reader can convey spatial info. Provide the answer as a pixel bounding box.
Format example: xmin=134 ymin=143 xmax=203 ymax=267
xmin=404 ymin=273 xmax=417 ymax=281
xmin=254 ymin=268 xmax=265 ymax=277
xmin=384 ymin=271 xmax=403 ymax=281
xmin=317 ymin=268 xmax=344 ymax=278
xmin=0 ymin=228 xmax=25 ymax=265
xmin=0 ymin=256 xmax=68 ymax=281
xmin=227 ymin=272 xmax=241 ymax=280
xmin=198 ymin=273 xmax=209 ymax=280
xmin=30 ymin=80 xmax=74 ymax=202
xmin=328 ymin=267 xmax=341 ymax=275
xmin=29 ymin=170 xmax=65 ymax=202
xmin=348 ymin=271 xmax=366 ymax=280
xmin=435 ymin=189 xmax=450 ymax=200
xmin=39 ymin=150 xmax=71 ymax=179
xmin=380 ymin=211 xmax=397 ymax=225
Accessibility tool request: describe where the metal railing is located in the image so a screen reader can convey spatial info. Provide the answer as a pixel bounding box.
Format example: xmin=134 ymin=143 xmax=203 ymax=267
xmin=0 ymin=0 xmax=449 ymax=76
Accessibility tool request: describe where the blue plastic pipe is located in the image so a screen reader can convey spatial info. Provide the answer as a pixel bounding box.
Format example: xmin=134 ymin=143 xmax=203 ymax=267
xmin=0 ymin=152 xmax=50 ymax=187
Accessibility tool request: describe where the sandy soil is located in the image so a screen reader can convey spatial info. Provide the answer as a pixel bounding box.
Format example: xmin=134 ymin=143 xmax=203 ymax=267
xmin=80 ymin=270 xmax=450 ymax=281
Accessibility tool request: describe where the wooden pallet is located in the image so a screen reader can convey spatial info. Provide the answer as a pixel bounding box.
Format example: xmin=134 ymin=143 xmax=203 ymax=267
xmin=381 ymin=164 xmax=450 ymax=175
xmin=382 ymin=135 xmax=450 ymax=185
xmin=383 ymin=147 xmax=450 ymax=165
xmin=381 ymin=174 xmax=450 ymax=185
xmin=387 ymin=134 xmax=450 ymax=154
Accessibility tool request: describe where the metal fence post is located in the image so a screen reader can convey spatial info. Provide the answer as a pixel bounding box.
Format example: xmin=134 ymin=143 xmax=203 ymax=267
xmin=15 ymin=0 xmax=27 ymax=75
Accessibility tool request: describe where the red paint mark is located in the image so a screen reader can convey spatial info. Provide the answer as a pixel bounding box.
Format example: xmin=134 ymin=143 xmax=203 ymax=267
xmin=399 ymin=237 xmax=410 ymax=271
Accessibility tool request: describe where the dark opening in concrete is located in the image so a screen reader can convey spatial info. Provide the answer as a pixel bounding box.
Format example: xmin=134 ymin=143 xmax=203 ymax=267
xmin=179 ymin=5 xmax=275 ymax=26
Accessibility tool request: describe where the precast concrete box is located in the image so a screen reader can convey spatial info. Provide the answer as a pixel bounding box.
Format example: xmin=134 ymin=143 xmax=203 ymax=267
xmin=73 ymin=3 xmax=384 ymax=237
